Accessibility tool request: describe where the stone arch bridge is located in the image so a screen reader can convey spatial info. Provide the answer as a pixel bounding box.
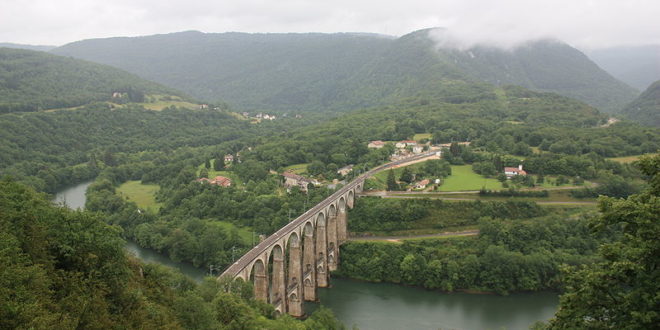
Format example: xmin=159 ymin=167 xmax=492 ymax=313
xmin=220 ymin=152 xmax=437 ymax=316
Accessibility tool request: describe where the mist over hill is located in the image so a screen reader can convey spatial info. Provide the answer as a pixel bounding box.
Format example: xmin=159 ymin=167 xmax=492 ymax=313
xmin=586 ymin=45 xmax=660 ymax=90
xmin=52 ymin=29 xmax=637 ymax=113
xmin=622 ymin=80 xmax=660 ymax=127
xmin=0 ymin=48 xmax=184 ymax=113
xmin=0 ymin=42 xmax=56 ymax=52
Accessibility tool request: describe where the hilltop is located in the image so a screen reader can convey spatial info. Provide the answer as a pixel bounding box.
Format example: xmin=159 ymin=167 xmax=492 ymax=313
xmin=622 ymin=80 xmax=660 ymax=127
xmin=52 ymin=29 xmax=637 ymax=113
xmin=0 ymin=48 xmax=186 ymax=113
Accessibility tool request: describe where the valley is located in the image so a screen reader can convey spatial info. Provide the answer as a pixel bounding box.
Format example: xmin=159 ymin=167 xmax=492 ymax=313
xmin=1 ymin=14 xmax=659 ymax=330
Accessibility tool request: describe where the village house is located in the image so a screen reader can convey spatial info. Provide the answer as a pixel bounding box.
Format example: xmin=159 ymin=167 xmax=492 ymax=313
xmin=199 ymin=104 xmax=209 ymax=109
xmin=282 ymin=172 xmax=313 ymax=192
xmin=414 ymin=179 xmax=430 ymax=189
xmin=504 ymin=165 xmax=527 ymax=177
xmin=412 ymin=145 xmax=424 ymax=154
xmin=396 ymin=140 xmax=417 ymax=148
xmin=111 ymin=92 xmax=123 ymax=98
xmin=224 ymin=154 xmax=234 ymax=163
xmin=367 ymin=140 xmax=385 ymax=149
xmin=337 ymin=165 xmax=354 ymax=176
xmin=197 ymin=175 xmax=232 ymax=187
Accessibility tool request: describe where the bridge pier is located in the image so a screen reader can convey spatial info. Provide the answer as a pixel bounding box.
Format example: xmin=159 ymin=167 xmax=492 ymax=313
xmin=253 ymin=260 xmax=268 ymax=302
xmin=303 ymin=223 xmax=316 ymax=301
xmin=271 ymin=246 xmax=286 ymax=314
xmin=287 ymin=234 xmax=303 ymax=317
xmin=327 ymin=213 xmax=338 ymax=272
xmin=336 ymin=207 xmax=347 ymax=243
xmin=316 ymin=214 xmax=328 ymax=288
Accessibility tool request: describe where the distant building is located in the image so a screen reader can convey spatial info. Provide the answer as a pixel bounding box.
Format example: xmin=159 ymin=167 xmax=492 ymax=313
xmin=282 ymin=172 xmax=313 ymax=192
xmin=415 ymin=179 xmax=430 ymax=189
xmin=504 ymin=165 xmax=527 ymax=177
xmin=242 ymin=112 xmax=250 ymax=117
xmin=337 ymin=165 xmax=354 ymax=176
xmin=197 ymin=176 xmax=232 ymax=187
xmin=412 ymin=145 xmax=424 ymax=154
xmin=199 ymin=104 xmax=209 ymax=109
xmin=224 ymin=154 xmax=234 ymax=163
xmin=396 ymin=140 xmax=417 ymax=148
xmin=112 ymin=92 xmax=123 ymax=98
xmin=368 ymin=140 xmax=385 ymax=149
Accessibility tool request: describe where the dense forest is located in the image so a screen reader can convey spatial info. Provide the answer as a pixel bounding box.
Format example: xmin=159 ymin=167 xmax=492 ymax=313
xmin=0 ymin=179 xmax=344 ymax=329
xmin=0 ymin=48 xmax=182 ymax=113
xmin=337 ymin=214 xmax=609 ymax=294
xmin=0 ymin=104 xmax=319 ymax=192
xmin=52 ymin=28 xmax=637 ymax=113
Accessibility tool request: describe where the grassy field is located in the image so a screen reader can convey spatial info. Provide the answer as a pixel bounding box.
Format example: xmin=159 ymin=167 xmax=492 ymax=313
xmin=439 ymin=165 xmax=503 ymax=191
xmin=139 ymin=94 xmax=199 ymax=111
xmin=607 ymin=154 xmax=657 ymax=164
xmin=413 ymin=133 xmax=432 ymax=141
xmin=282 ymin=163 xmax=310 ymax=175
xmin=117 ymin=181 xmax=162 ymax=212
xmin=213 ymin=221 xmax=254 ymax=245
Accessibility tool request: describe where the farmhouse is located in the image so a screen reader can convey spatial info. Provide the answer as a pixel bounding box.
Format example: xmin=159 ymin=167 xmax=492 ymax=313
xmin=396 ymin=140 xmax=417 ymax=148
xmin=197 ymin=176 xmax=232 ymax=187
xmin=415 ymin=179 xmax=430 ymax=189
xmin=337 ymin=165 xmax=354 ymax=176
xmin=224 ymin=154 xmax=234 ymax=163
xmin=282 ymin=172 xmax=313 ymax=192
xmin=504 ymin=165 xmax=527 ymax=177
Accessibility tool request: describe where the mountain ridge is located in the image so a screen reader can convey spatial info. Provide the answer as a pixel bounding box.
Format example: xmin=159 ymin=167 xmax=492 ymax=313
xmin=52 ymin=29 xmax=638 ymax=113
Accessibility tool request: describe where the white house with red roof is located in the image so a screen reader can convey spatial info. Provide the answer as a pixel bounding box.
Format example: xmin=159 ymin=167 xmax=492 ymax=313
xmin=504 ymin=165 xmax=527 ymax=177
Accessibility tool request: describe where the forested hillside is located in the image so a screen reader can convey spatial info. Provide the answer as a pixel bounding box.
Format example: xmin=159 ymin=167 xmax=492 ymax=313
xmin=52 ymin=29 xmax=637 ymax=113
xmin=0 ymin=179 xmax=343 ymax=329
xmin=622 ymin=80 xmax=660 ymax=127
xmin=52 ymin=31 xmax=394 ymax=111
xmin=0 ymin=48 xmax=182 ymax=113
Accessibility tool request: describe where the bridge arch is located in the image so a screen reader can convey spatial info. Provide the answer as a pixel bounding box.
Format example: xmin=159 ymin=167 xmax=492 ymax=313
xmin=347 ymin=190 xmax=354 ymax=209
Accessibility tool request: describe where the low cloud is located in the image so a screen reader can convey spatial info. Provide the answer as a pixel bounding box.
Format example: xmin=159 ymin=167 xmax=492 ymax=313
xmin=1 ymin=0 xmax=658 ymax=49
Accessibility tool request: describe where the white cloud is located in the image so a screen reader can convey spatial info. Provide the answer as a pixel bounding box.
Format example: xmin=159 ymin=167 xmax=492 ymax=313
xmin=0 ymin=0 xmax=658 ymax=49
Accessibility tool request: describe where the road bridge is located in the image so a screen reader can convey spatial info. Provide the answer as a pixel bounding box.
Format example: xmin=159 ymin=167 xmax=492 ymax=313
xmin=219 ymin=152 xmax=438 ymax=316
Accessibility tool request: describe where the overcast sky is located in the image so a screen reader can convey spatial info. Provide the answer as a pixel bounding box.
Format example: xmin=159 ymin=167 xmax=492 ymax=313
xmin=2 ymin=0 xmax=659 ymax=49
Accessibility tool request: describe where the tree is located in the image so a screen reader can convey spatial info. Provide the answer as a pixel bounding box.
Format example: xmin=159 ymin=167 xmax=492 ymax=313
xmin=549 ymin=155 xmax=660 ymax=329
xmin=386 ymin=169 xmax=398 ymax=191
xmin=400 ymin=167 xmax=414 ymax=184
xmin=214 ymin=157 xmax=225 ymax=171
xmin=204 ymin=159 xmax=211 ymax=169
xmin=199 ymin=168 xmax=209 ymax=178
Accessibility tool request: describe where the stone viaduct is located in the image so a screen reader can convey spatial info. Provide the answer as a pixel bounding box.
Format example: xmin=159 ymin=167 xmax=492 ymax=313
xmin=219 ymin=152 xmax=438 ymax=316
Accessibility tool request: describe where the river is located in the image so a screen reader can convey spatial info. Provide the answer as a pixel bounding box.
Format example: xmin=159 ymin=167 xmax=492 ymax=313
xmin=55 ymin=180 xmax=558 ymax=329
xmin=52 ymin=180 xmax=208 ymax=282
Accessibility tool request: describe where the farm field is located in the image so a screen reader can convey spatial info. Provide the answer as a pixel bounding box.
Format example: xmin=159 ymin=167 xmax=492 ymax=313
xmin=117 ymin=180 xmax=162 ymax=212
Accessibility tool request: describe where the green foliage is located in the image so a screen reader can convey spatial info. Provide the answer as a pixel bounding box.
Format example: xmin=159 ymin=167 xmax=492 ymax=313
xmin=0 ymin=48 xmax=181 ymax=113
xmin=0 ymin=179 xmax=343 ymax=328
xmin=549 ymin=154 xmax=660 ymax=329
xmin=338 ymin=214 xmax=607 ymax=294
